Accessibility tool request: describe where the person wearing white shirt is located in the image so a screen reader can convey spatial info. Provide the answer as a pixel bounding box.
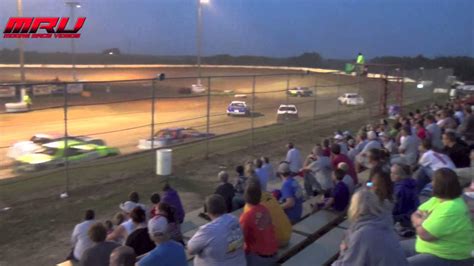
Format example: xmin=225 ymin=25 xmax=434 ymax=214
xmin=414 ymin=138 xmax=455 ymax=195
xmin=391 ymin=127 xmax=419 ymax=167
xmin=71 ymin=210 xmax=96 ymax=261
xmin=285 ymin=143 xmax=302 ymax=174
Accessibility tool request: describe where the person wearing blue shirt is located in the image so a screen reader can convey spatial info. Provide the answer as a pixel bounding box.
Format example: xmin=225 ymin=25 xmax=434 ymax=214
xmin=138 ymin=216 xmax=187 ymax=266
xmin=254 ymin=158 xmax=269 ymax=191
xmin=278 ymin=162 xmax=304 ymax=224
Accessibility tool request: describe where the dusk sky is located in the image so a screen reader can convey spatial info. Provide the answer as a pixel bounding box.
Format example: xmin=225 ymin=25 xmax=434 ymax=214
xmin=0 ymin=0 xmax=473 ymax=59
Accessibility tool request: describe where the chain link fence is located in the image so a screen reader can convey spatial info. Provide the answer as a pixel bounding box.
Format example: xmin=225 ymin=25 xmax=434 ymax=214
xmin=0 ymin=69 xmax=444 ymax=207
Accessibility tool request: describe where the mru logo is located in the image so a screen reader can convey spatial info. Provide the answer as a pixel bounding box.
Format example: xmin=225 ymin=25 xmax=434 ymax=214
xmin=3 ymin=17 xmax=86 ymax=39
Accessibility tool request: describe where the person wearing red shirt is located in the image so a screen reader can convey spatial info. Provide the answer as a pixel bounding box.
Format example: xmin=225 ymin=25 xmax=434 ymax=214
xmin=239 ymin=178 xmax=278 ymax=266
xmin=415 ymin=120 xmax=427 ymax=140
xmin=331 ymin=143 xmax=358 ymax=184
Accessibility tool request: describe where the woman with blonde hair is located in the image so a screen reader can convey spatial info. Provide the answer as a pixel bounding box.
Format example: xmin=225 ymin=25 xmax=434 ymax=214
xmin=332 ymin=189 xmax=407 ymax=266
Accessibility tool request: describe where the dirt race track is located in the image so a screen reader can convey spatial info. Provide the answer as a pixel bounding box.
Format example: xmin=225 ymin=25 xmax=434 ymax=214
xmin=0 ymin=66 xmax=421 ymax=179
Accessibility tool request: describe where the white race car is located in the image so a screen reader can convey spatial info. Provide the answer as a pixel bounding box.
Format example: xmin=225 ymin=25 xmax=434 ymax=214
xmin=276 ymin=104 xmax=298 ymax=121
xmin=338 ymin=93 xmax=365 ymax=105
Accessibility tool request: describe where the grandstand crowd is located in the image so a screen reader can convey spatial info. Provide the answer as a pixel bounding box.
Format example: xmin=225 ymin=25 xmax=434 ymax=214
xmin=67 ymin=98 xmax=474 ymax=266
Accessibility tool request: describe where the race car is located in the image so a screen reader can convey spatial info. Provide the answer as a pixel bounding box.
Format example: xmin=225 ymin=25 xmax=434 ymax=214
xmin=337 ymin=93 xmax=365 ymax=105
xmin=287 ymin=87 xmax=313 ymax=97
xmin=137 ymin=127 xmax=215 ymax=150
xmin=14 ymin=139 xmax=119 ymax=172
xmin=7 ymin=133 xmax=106 ymax=160
xmin=276 ymin=104 xmax=299 ymax=122
xmin=226 ymin=101 xmax=250 ymax=116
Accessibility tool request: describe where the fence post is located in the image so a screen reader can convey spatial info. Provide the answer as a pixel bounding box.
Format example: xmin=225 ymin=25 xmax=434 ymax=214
xmin=151 ymin=79 xmax=156 ymax=150
xmin=285 ymin=74 xmax=290 ymax=140
xmin=312 ymin=75 xmax=317 ymax=142
xmin=63 ymin=82 xmax=70 ymax=196
xmin=251 ymin=75 xmax=256 ymax=148
xmin=205 ymin=77 xmax=211 ymax=159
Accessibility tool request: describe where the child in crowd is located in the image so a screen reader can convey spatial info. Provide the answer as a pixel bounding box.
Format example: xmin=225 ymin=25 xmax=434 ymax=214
xmin=313 ymin=169 xmax=350 ymax=212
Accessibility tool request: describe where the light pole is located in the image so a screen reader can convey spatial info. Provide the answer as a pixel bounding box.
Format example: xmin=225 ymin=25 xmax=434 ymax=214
xmin=17 ymin=0 xmax=25 ymax=83
xmin=65 ymin=1 xmax=81 ymax=81
xmin=196 ymin=0 xmax=209 ymax=86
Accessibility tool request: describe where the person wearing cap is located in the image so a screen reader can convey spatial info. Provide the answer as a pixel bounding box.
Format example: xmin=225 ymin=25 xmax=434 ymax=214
xmin=285 ymin=142 xmax=303 ymax=174
xmin=240 ymin=178 xmax=278 ymax=265
xmin=355 ymin=131 xmax=382 ymax=172
xmin=334 ymin=134 xmax=349 ymax=155
xmin=278 ymin=162 xmax=304 ymax=224
xmin=80 ymin=222 xmax=120 ymax=266
xmin=188 ymin=194 xmax=246 ymax=266
xmin=138 ymin=216 xmax=187 ymax=266
xmin=214 ymin=170 xmax=236 ymax=213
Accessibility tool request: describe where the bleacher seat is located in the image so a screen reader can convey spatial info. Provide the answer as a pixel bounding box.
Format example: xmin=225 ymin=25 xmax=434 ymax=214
xmin=292 ymin=210 xmax=342 ymax=237
xmin=283 ymin=228 xmax=345 ymax=266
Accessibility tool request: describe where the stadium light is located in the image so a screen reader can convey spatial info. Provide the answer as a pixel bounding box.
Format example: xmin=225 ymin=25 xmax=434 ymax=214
xmin=108 ymin=51 xmax=114 ymax=55
xmin=200 ymin=0 xmax=210 ymax=4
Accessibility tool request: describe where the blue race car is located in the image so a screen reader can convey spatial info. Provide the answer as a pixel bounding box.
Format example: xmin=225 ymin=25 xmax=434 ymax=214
xmin=226 ymin=101 xmax=250 ymax=116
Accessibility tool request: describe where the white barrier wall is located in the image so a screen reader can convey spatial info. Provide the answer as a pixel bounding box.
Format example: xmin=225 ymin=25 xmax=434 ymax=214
xmin=0 ymin=87 xmax=15 ymax=98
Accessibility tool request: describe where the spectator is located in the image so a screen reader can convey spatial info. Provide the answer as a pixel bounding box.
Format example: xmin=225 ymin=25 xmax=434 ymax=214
xmin=128 ymin=191 xmax=147 ymax=213
xmin=415 ymin=120 xmax=427 ymax=140
xmin=278 ymin=162 xmax=304 ymax=224
xmin=370 ymin=171 xmax=394 ymax=224
xmin=337 ymin=162 xmax=355 ymax=194
xmin=390 ymin=164 xmax=419 ymax=231
xmin=334 ymin=134 xmax=349 ymax=155
xmin=424 ymin=115 xmax=443 ymax=150
xmin=457 ymin=105 xmax=474 ymax=145
xmin=243 ymin=179 xmax=292 ymax=248
xmin=161 ymin=183 xmax=185 ymax=224
xmin=113 ymin=212 xmax=125 ymax=228
xmin=367 ymin=149 xmax=390 ymax=179
xmin=453 ymin=105 xmax=464 ymax=124
xmin=124 ymin=207 xmax=155 ymax=256
xmin=240 ymin=179 xmax=278 ymax=265
xmin=155 ymin=202 xmax=184 ymax=244
xmin=380 ymin=132 xmax=397 ymax=155
xmin=285 ymin=142 xmax=302 ymax=173
xmin=149 ymin=192 xmax=161 ymax=219
xmin=321 ymin=138 xmax=331 ymax=157
xmin=214 ymin=171 xmax=235 ymax=213
xmin=314 ymin=169 xmax=349 ymax=212
xmin=391 ymin=126 xmax=419 ymax=167
xmin=69 ymin=209 xmax=95 ymax=262
xmin=415 ymin=139 xmax=456 ymax=194
xmin=254 ymin=158 xmax=269 ymax=191
xmin=400 ymin=168 xmax=474 ymax=265
xmin=348 ymin=131 xmax=368 ymax=161
xmin=390 ymin=122 xmax=402 ymax=141
xmin=104 ymin=220 xmax=114 ymax=235
xmin=110 ymin=246 xmax=136 ymax=266
xmin=138 ymin=216 xmax=187 ymax=266
xmin=301 ymin=145 xmax=333 ymax=197
xmin=333 ymin=190 xmax=408 ymax=266
xmin=436 ymin=110 xmax=457 ymax=131
xmin=442 ymin=131 xmax=470 ymax=168
xmin=107 ymin=206 xmax=146 ymax=244
xmin=357 ymin=131 xmax=382 ymax=164
xmin=80 ymin=222 xmax=120 ymax=266
xmin=232 ymin=165 xmax=248 ymax=210
xmin=331 ymin=143 xmax=358 ymax=184
xmin=188 ymin=194 xmax=246 ymax=266
xmin=261 ymin=156 xmax=275 ymax=181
